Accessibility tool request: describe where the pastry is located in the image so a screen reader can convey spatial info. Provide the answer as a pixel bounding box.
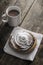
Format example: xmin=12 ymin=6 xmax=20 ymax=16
xmin=9 ymin=30 xmax=37 ymax=53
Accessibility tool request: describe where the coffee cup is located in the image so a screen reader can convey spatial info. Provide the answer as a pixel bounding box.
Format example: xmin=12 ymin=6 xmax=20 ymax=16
xmin=2 ymin=6 xmax=21 ymax=27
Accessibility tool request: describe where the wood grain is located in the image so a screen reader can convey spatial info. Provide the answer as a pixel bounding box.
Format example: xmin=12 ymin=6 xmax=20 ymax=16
xmin=21 ymin=0 xmax=43 ymax=64
xmin=15 ymin=0 xmax=35 ymax=21
xmin=21 ymin=0 xmax=43 ymax=34
xmin=0 ymin=0 xmax=43 ymax=65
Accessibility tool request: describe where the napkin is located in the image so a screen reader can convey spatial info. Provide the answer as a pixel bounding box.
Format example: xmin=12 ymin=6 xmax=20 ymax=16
xmin=4 ymin=27 xmax=43 ymax=61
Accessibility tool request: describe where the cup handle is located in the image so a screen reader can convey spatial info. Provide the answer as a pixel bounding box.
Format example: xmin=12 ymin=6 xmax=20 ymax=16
xmin=2 ymin=13 xmax=8 ymax=23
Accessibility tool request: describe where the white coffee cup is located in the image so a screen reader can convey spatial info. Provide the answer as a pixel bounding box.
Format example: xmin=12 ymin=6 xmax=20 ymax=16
xmin=2 ymin=6 xmax=21 ymax=27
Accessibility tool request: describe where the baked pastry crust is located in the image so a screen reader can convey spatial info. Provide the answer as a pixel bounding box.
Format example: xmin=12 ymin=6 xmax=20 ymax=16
xmin=9 ymin=33 xmax=37 ymax=53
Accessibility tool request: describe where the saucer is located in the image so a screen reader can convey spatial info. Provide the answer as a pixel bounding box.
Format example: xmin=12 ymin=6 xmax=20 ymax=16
xmin=4 ymin=27 xmax=43 ymax=61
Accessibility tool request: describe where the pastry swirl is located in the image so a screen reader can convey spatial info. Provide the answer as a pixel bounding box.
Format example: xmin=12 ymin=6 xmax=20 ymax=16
xmin=9 ymin=30 xmax=37 ymax=53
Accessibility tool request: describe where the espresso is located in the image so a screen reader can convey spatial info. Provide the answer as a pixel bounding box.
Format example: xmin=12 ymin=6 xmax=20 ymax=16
xmin=8 ymin=10 xmax=19 ymax=16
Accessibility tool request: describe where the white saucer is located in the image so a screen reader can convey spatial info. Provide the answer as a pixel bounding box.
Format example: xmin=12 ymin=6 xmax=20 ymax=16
xmin=4 ymin=27 xmax=43 ymax=61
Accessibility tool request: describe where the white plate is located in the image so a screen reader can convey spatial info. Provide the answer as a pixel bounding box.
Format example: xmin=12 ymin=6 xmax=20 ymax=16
xmin=4 ymin=27 xmax=43 ymax=61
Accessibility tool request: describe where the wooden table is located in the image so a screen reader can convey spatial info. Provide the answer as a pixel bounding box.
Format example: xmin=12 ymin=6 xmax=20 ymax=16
xmin=0 ymin=0 xmax=43 ymax=65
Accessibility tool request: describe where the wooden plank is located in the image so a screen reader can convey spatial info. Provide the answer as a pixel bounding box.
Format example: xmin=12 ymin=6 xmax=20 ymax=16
xmin=9 ymin=0 xmax=16 ymax=5
xmin=21 ymin=0 xmax=43 ymax=34
xmin=14 ymin=0 xmax=35 ymax=21
xmin=21 ymin=0 xmax=43 ymax=64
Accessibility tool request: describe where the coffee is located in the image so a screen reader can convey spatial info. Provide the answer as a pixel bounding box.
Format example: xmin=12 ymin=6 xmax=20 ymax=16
xmin=8 ymin=10 xmax=19 ymax=16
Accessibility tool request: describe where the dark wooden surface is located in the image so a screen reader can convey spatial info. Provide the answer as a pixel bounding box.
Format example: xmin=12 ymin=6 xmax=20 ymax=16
xmin=0 ymin=0 xmax=43 ymax=65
